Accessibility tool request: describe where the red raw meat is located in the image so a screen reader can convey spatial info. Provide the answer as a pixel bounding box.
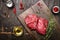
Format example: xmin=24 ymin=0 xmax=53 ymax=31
xmin=36 ymin=26 xmax=46 ymax=35
xmin=24 ymin=14 xmax=48 ymax=35
xmin=36 ymin=17 xmax=48 ymax=35
xmin=25 ymin=14 xmax=38 ymax=30
xmin=38 ymin=17 xmax=48 ymax=27
xmin=25 ymin=14 xmax=38 ymax=24
xmin=27 ymin=22 xmax=37 ymax=30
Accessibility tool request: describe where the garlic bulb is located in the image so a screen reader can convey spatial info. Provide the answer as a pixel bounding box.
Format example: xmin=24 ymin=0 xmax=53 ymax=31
xmin=6 ymin=0 xmax=13 ymax=8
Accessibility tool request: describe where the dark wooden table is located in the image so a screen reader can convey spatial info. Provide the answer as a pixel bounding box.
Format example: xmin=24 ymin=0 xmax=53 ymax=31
xmin=0 ymin=0 xmax=60 ymax=40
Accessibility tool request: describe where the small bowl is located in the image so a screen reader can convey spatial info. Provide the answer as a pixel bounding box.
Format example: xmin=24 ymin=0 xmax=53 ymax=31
xmin=13 ymin=26 xmax=24 ymax=37
xmin=6 ymin=0 xmax=13 ymax=8
xmin=52 ymin=6 xmax=59 ymax=14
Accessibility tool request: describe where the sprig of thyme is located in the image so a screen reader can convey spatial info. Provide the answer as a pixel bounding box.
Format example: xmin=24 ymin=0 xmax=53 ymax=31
xmin=44 ymin=14 xmax=56 ymax=40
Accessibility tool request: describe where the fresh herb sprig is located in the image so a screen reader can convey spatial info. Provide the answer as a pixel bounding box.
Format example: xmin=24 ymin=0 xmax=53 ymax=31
xmin=44 ymin=14 xmax=56 ymax=40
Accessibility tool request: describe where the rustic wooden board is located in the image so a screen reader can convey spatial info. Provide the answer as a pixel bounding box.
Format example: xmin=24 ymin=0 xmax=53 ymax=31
xmin=18 ymin=0 xmax=59 ymax=40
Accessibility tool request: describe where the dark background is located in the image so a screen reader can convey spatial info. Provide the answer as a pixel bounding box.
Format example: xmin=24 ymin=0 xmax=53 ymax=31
xmin=0 ymin=0 xmax=60 ymax=40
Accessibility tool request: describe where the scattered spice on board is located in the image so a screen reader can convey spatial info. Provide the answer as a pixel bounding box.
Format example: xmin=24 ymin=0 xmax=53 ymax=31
xmin=37 ymin=2 xmax=43 ymax=8
xmin=20 ymin=0 xmax=24 ymax=10
xmin=13 ymin=7 xmax=16 ymax=14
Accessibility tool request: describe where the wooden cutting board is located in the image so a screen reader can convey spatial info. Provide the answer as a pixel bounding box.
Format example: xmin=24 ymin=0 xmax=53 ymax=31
xmin=18 ymin=0 xmax=59 ymax=40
